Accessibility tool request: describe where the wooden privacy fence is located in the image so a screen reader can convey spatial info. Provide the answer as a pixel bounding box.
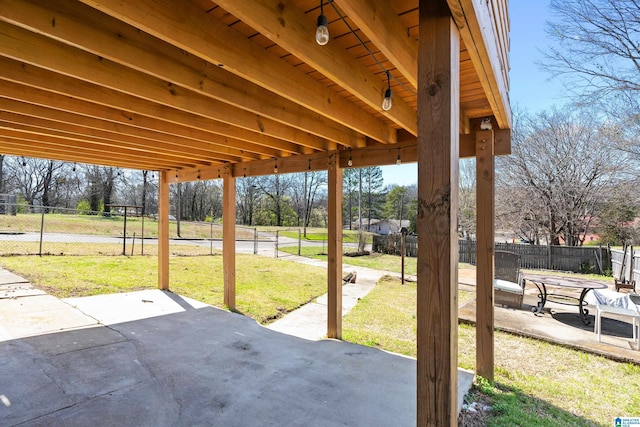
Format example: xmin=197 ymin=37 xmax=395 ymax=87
xmin=373 ymin=235 xmax=611 ymax=274
xmin=372 ymin=234 xmax=418 ymax=257
xmin=610 ymin=246 xmax=640 ymax=285
xmin=460 ymin=241 xmax=610 ymax=274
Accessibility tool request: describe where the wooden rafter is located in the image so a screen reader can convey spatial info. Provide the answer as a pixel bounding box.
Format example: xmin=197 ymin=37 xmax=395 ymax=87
xmin=78 ymin=0 xmax=398 ymax=144
xmin=216 ymin=0 xmax=417 ymax=135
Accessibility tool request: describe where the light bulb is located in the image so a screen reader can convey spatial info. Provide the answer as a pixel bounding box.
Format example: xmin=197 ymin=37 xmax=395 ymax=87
xmin=348 ymin=158 xmax=353 ymax=167
xmin=382 ymin=88 xmax=393 ymax=111
xmin=396 ymin=155 xmax=401 ymax=165
xmin=316 ymin=15 xmax=329 ymax=45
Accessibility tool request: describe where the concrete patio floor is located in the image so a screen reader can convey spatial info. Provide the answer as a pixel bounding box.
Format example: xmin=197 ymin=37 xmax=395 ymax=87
xmin=458 ymin=272 xmax=640 ymax=364
xmin=0 ymin=269 xmax=473 ymax=426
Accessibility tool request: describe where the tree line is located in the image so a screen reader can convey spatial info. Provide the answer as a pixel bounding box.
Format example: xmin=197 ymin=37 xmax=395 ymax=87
xmin=0 ymin=156 xmax=417 ymax=232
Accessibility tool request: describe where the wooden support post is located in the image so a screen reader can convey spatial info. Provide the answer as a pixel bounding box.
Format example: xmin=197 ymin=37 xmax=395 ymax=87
xmin=417 ymin=0 xmax=460 ymax=425
xmin=158 ymin=170 xmax=169 ymax=290
xmin=223 ymin=172 xmax=236 ymax=310
xmin=476 ymin=129 xmax=495 ymax=381
xmin=327 ymin=153 xmax=343 ymax=339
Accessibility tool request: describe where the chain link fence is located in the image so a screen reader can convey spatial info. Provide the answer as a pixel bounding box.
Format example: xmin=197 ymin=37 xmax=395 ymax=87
xmin=0 ymin=204 xmax=261 ymax=257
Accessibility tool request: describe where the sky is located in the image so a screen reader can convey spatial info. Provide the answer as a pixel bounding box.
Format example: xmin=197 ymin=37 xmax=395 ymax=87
xmin=381 ymin=1 xmax=566 ymax=187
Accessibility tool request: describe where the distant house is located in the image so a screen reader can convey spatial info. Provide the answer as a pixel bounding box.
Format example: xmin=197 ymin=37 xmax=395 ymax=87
xmin=352 ymin=218 xmax=409 ymax=235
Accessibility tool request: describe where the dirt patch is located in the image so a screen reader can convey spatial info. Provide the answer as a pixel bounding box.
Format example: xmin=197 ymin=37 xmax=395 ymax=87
xmin=458 ymin=389 xmax=492 ymax=426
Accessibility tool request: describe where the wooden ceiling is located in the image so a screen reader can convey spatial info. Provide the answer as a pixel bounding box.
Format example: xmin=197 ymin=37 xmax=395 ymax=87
xmin=0 ymin=0 xmax=511 ymax=180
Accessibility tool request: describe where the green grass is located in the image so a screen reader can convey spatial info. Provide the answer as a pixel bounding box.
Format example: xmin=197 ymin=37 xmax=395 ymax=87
xmin=0 ymin=254 xmax=328 ymax=324
xmin=0 ymin=213 xmax=255 ymax=240
xmin=0 ymin=242 xmax=220 ymax=256
xmin=277 ymin=228 xmax=373 ymax=244
xmin=280 ymin=246 xmax=418 ymax=275
xmin=344 ymin=275 xmax=638 ymax=427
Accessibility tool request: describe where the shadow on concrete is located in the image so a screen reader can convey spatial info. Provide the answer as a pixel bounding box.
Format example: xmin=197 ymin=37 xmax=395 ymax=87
xmin=459 ymin=293 xmax=640 ymax=363
xmin=551 ymin=311 xmax=635 ymax=340
xmin=2 ymin=296 xmax=423 ymax=426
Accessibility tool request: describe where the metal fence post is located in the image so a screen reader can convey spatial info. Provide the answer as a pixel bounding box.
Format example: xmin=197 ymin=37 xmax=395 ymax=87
xmin=298 ymin=229 xmax=301 ymax=256
xmin=122 ymin=208 xmax=128 ymax=256
xmin=254 ymin=228 xmax=258 ymax=254
xmin=38 ymin=208 xmax=45 ymax=256
xmin=275 ymin=230 xmax=279 ymax=258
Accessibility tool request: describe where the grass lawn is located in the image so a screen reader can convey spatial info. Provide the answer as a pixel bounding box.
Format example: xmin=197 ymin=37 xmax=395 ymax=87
xmin=0 ymin=254 xmax=328 ymax=324
xmin=276 ymin=228 xmax=373 ymax=244
xmin=0 ymin=242 xmax=219 ymax=257
xmin=280 ymin=245 xmax=418 ymax=275
xmin=0 ymin=213 xmax=255 ymax=240
xmin=343 ymin=275 xmax=639 ymax=427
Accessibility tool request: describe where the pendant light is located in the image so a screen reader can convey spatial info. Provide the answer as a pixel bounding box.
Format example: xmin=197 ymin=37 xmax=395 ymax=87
xmin=316 ymin=1 xmax=329 ymax=45
xmin=382 ymin=70 xmax=393 ymax=111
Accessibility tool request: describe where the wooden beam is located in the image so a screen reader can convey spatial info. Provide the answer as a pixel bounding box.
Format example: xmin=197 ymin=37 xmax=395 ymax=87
xmin=216 ymin=0 xmax=417 ymax=135
xmin=0 ymin=113 xmax=241 ymax=164
xmin=333 ymin=0 xmax=418 ymax=89
xmin=223 ymin=170 xmax=236 ymax=310
xmin=416 ymin=0 xmax=460 ymax=425
xmin=0 ymin=129 xmax=199 ymax=169
xmin=0 ymin=22 xmax=320 ymax=154
xmin=475 ymin=129 xmax=495 ymax=381
xmin=0 ymin=139 xmax=166 ymax=171
xmin=169 ymin=125 xmax=513 ymax=181
xmin=0 ymin=92 xmax=260 ymax=162
xmin=158 ymin=170 xmax=170 ymax=290
xmin=459 ymin=127 xmax=510 ymax=157
xmin=0 ymin=0 xmax=363 ymax=149
xmin=447 ymin=0 xmax=511 ymax=129
xmin=327 ymin=152 xmax=343 ymax=339
xmin=0 ymin=58 xmax=289 ymax=159
xmin=79 ymin=0 xmax=397 ymax=143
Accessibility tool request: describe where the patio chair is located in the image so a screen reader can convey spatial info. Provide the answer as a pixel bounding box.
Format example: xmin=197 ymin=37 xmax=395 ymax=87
xmin=494 ymin=251 xmax=525 ymax=309
xmin=588 ymin=288 xmax=640 ymax=350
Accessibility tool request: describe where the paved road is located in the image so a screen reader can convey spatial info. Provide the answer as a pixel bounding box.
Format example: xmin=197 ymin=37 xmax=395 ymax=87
xmin=0 ymin=231 xmax=362 ymax=256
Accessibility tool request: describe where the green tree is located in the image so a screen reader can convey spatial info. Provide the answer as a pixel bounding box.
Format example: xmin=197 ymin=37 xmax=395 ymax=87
xmin=596 ymin=191 xmax=639 ymax=245
xmin=362 ymin=166 xmax=385 ymax=228
xmin=343 ymin=168 xmax=359 ymax=229
xmin=383 ymin=185 xmax=409 ymax=222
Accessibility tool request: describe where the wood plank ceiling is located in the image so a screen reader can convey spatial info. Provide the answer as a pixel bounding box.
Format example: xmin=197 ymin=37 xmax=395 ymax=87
xmin=0 ymin=0 xmax=510 ymax=180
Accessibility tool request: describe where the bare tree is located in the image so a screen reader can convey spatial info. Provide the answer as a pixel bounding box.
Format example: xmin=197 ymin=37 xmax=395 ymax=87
xmin=0 ymin=154 xmax=4 ymax=194
xmin=7 ymin=157 xmax=64 ymax=209
xmin=458 ymin=159 xmax=476 ymax=239
xmin=542 ymin=0 xmax=640 ymax=104
xmin=289 ymin=171 xmax=326 ymax=235
xmin=256 ymin=174 xmax=295 ymax=226
xmin=237 ymin=176 xmax=261 ymax=226
xmin=498 ymin=107 xmax=627 ymax=246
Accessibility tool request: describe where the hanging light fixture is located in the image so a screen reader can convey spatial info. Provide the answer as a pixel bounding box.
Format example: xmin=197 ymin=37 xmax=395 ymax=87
xmin=396 ymin=148 xmax=401 ymax=165
xmin=315 ymin=1 xmax=329 ymax=46
xmin=21 ymin=157 xmax=26 ymax=167
xmin=382 ymin=70 xmax=393 ymax=111
xmin=274 ymin=159 xmax=278 ymax=174
xmin=347 ymin=148 xmax=353 ymax=167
